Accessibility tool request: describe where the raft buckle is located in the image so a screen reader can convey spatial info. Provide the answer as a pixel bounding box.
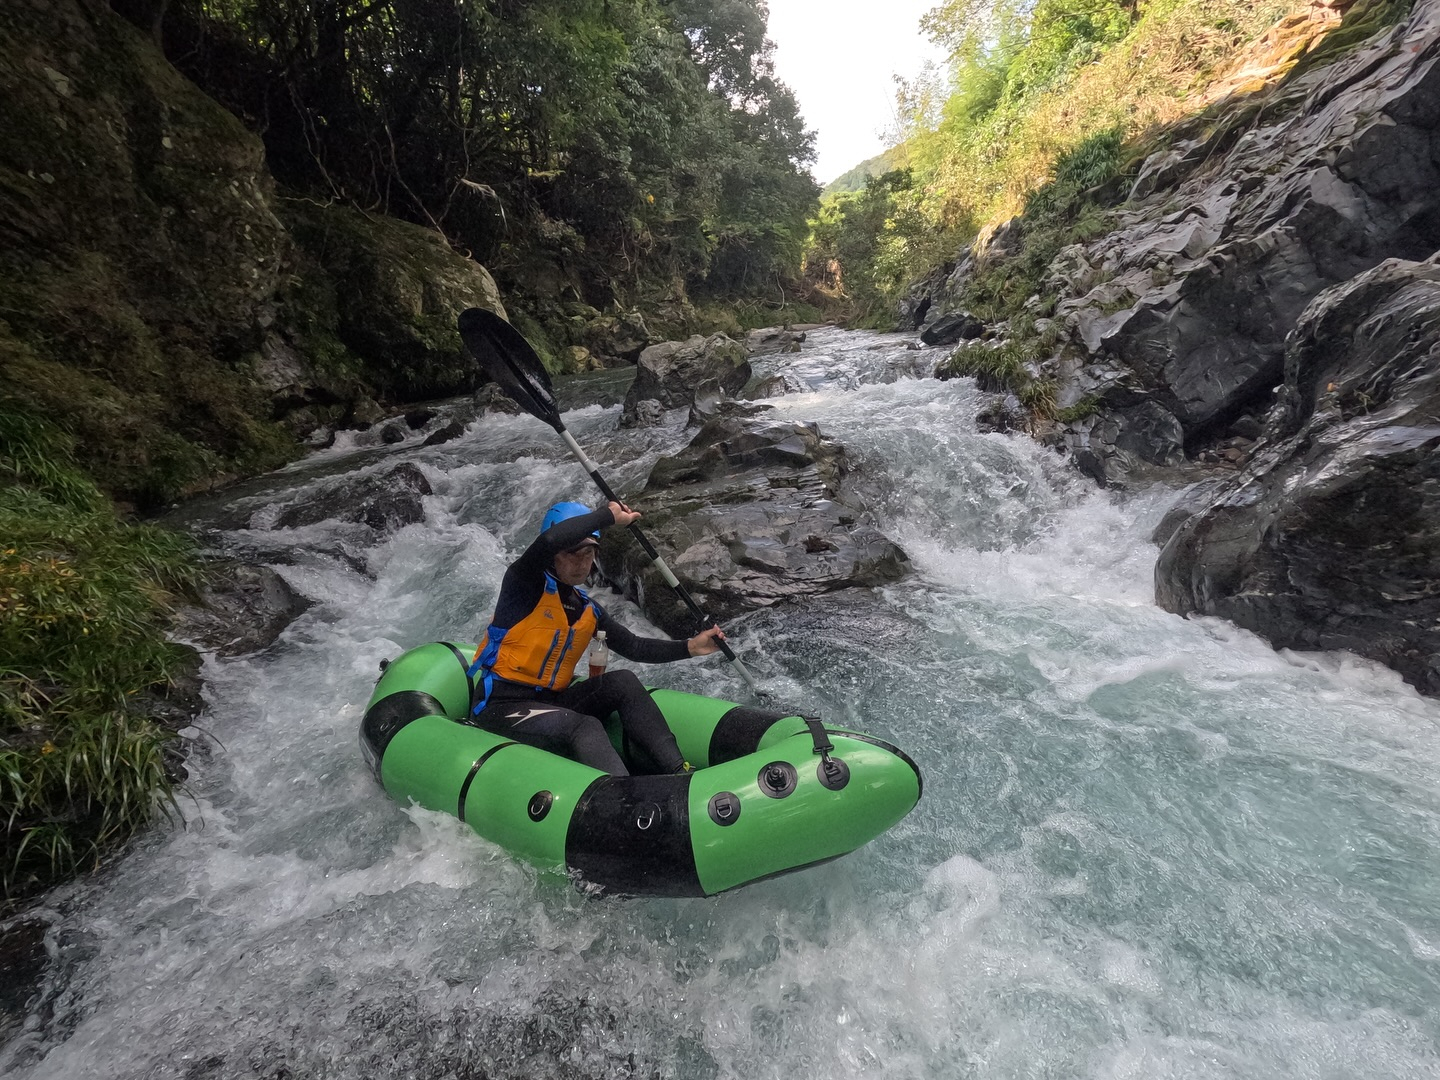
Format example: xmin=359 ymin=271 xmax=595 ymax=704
xmin=802 ymin=714 xmax=834 ymax=756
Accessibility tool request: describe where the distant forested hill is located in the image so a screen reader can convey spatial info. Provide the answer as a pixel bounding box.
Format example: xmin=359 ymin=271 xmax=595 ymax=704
xmin=823 ymin=146 xmax=907 ymax=196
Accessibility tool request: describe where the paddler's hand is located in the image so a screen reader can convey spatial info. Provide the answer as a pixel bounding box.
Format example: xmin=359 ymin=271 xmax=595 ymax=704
xmin=687 ymin=625 xmax=726 ymax=657
xmin=608 ymin=500 xmax=641 ymax=527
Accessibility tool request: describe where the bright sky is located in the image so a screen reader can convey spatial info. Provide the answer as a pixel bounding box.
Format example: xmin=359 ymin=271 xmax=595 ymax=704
xmin=765 ymin=0 xmax=950 ymax=185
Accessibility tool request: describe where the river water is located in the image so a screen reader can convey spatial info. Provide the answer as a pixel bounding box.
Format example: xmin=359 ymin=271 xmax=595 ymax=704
xmin=4 ymin=328 xmax=1438 ymax=1078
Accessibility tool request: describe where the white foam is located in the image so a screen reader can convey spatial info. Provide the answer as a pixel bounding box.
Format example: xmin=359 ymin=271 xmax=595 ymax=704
xmin=8 ymin=329 xmax=1440 ymax=1080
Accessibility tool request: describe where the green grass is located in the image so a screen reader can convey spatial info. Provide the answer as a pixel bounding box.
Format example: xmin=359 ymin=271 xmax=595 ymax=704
xmin=1055 ymin=394 xmax=1103 ymax=423
xmin=1289 ymin=0 xmax=1413 ymax=79
xmin=934 ymin=310 xmax=1068 ymax=420
xmin=0 ymin=407 xmax=199 ymax=905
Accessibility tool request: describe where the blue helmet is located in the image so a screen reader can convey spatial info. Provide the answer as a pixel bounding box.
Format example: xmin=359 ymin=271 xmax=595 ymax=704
xmin=541 ymin=501 xmax=599 ymax=539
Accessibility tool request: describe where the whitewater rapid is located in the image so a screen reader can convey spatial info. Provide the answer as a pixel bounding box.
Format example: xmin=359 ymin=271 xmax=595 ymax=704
xmin=4 ymin=327 xmax=1437 ymax=1079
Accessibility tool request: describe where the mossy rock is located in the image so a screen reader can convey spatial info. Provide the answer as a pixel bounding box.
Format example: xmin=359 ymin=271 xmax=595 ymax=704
xmin=0 ymin=0 xmax=296 ymax=505
xmin=0 ymin=0 xmax=512 ymax=503
xmin=281 ymin=200 xmax=506 ymax=399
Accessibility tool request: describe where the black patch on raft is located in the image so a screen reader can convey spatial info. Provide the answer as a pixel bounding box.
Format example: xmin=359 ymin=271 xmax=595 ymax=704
xmin=708 ymin=705 xmax=795 ymax=765
xmin=817 ymin=756 xmax=850 ymax=790
xmin=758 ymin=761 xmax=798 ymax=798
xmin=361 ymin=691 xmax=447 ymax=780
xmin=708 ymin=791 xmax=742 ymax=826
xmin=528 ymin=790 xmax=554 ymax=822
xmin=566 ymin=775 xmax=704 ymax=896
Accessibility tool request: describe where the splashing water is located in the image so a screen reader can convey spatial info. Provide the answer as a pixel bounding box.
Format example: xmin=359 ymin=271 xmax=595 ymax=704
xmin=4 ymin=328 xmax=1438 ymax=1079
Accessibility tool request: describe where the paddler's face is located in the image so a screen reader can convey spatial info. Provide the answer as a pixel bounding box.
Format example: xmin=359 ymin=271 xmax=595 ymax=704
xmin=553 ymin=544 xmax=597 ymax=586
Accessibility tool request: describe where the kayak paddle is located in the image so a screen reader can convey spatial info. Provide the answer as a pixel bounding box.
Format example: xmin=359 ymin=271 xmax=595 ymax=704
xmin=457 ymin=306 xmax=761 ymax=695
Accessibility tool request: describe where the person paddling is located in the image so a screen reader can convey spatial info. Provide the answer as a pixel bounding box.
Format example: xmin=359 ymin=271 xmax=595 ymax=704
xmin=468 ymin=500 xmax=726 ymax=775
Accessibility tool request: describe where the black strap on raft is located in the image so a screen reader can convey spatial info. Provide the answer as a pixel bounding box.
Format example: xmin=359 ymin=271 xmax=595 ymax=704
xmin=804 ymin=714 xmax=851 ymax=789
xmin=802 ymin=714 xmax=834 ymax=757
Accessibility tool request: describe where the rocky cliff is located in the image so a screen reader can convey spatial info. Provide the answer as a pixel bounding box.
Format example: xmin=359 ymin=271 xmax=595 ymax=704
xmin=0 ymin=0 xmax=503 ymax=508
xmin=911 ymin=0 xmax=1440 ymax=692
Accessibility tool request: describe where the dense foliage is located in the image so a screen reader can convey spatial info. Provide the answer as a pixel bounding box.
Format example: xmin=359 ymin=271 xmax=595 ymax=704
xmin=0 ymin=409 xmax=198 ymax=904
xmin=140 ymin=0 xmax=820 ymax=309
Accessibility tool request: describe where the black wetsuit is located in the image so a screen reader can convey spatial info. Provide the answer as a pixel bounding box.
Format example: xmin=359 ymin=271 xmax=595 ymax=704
xmin=472 ymin=507 xmax=689 ymax=775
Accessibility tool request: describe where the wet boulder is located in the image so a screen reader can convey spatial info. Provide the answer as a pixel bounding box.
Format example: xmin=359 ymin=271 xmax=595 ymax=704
xmin=582 ymin=310 xmax=653 ymax=364
xmin=743 ymin=326 xmax=807 ymax=356
xmin=975 ymin=393 xmax=1031 ymax=435
xmin=1149 ymin=477 xmax=1231 ymax=549
xmin=600 ymin=404 xmax=909 ymax=635
xmin=1065 ymin=398 xmax=1187 ymax=486
xmin=174 ymin=561 xmax=312 ymax=657
xmin=1155 ymin=257 xmax=1440 ymax=694
xmin=744 ymin=372 xmax=808 ymax=400
xmin=275 ymin=462 xmax=433 ymax=533
xmin=472 ymin=383 xmax=523 ymax=418
xmin=620 ymin=334 xmax=750 ymax=427
xmin=919 ymin=310 xmax=984 ymax=347
xmin=422 ymin=420 xmax=467 ymax=447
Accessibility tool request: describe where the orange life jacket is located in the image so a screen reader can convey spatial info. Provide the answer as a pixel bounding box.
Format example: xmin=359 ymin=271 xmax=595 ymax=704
xmin=471 ymin=575 xmax=598 ymax=702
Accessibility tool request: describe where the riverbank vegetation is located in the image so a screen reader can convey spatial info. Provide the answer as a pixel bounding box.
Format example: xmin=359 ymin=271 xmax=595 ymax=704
xmin=806 ymin=0 xmax=1409 ymax=326
xmin=1 ymin=411 xmax=198 ymax=906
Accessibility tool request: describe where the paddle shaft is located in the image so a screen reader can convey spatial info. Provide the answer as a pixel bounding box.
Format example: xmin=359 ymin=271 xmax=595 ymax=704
xmin=557 ymin=430 xmax=760 ymax=694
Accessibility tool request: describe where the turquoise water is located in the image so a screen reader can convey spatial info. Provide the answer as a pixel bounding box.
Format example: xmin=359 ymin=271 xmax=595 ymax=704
xmin=3 ymin=328 xmax=1437 ymax=1078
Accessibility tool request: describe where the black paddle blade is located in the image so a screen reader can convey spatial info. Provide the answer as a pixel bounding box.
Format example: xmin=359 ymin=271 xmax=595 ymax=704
xmin=458 ymin=307 xmax=563 ymax=430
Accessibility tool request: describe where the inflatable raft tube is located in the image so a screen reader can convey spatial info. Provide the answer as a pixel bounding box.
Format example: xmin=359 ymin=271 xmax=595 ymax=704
xmin=360 ymin=642 xmax=923 ymax=896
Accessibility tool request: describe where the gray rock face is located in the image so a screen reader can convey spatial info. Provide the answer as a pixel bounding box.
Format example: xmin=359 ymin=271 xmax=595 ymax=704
xmin=600 ymin=405 xmax=910 ymax=635
xmin=281 ymin=203 xmax=506 ymax=402
xmin=1053 ymin=3 xmax=1440 ymax=484
xmin=275 ymin=462 xmax=433 ymax=532
xmin=1155 ymin=257 xmax=1440 ymax=693
xmin=743 ymin=326 xmax=807 ymax=356
xmin=1149 ymin=478 xmax=1231 ymax=549
xmin=913 ymin=1 xmax=1440 ymax=493
xmin=920 ymin=310 xmax=984 ymax=346
xmin=175 ymin=562 xmax=312 ymax=657
xmin=620 ymin=333 xmax=750 ymax=427
xmin=1067 ymin=399 xmax=1187 ymax=486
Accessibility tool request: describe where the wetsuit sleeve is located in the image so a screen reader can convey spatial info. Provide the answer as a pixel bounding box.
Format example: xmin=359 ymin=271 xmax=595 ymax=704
xmin=491 ymin=507 xmax=617 ymax=629
xmin=595 ymin=606 xmax=690 ymax=664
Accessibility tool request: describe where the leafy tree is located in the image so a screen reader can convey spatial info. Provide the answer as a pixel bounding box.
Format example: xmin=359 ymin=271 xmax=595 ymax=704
xmin=808 ymin=169 xmax=963 ymax=324
xmin=146 ymin=0 xmax=819 ymax=314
